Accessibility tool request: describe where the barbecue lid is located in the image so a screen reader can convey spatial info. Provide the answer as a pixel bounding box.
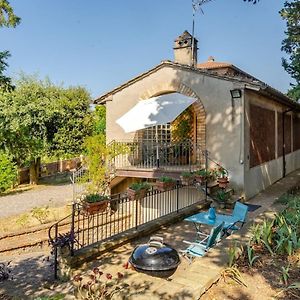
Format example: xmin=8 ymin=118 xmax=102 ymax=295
xmin=129 ymin=236 xmax=180 ymax=271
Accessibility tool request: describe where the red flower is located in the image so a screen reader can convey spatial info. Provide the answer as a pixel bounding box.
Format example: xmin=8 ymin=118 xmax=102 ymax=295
xmin=89 ymin=274 xmax=96 ymax=281
xmin=92 ymin=267 xmax=100 ymax=274
xmin=73 ymin=274 xmax=82 ymax=282
xmin=123 ymin=262 xmax=129 ymax=269
xmin=106 ymin=273 xmax=112 ymax=280
xmin=117 ymin=272 xmax=124 ymax=279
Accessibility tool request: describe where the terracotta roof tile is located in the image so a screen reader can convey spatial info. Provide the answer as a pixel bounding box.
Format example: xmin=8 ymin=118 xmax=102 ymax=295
xmin=197 ymin=61 xmax=233 ymax=69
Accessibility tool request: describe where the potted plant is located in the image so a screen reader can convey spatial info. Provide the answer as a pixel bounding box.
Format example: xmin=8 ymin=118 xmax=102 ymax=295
xmin=194 ymin=169 xmax=210 ymax=184
xmin=214 ymin=189 xmax=230 ymax=209
xmin=127 ymin=182 xmax=150 ymax=200
xmin=180 ymin=172 xmax=194 ymax=186
xmin=155 ymin=176 xmax=176 ymax=191
xmin=82 ymin=193 xmax=109 ymax=215
xmin=217 ymin=166 xmax=229 ymax=188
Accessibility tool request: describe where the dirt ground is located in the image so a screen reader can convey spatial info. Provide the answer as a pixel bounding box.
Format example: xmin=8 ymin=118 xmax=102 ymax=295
xmin=201 ymin=249 xmax=300 ymax=300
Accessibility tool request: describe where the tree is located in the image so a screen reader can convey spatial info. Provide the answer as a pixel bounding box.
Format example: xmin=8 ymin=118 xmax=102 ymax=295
xmin=93 ymin=105 xmax=106 ymax=135
xmin=0 ymin=77 xmax=93 ymax=184
xmin=0 ymin=151 xmax=17 ymax=192
xmin=47 ymin=86 xmax=93 ymax=158
xmin=0 ymin=0 xmax=21 ymax=27
xmin=0 ymin=1 xmax=21 ymax=90
xmin=280 ymin=0 xmax=300 ymax=102
xmin=0 ymin=50 xmax=13 ymax=90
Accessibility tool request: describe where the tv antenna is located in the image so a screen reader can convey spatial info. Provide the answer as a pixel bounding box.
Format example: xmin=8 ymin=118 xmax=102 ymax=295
xmin=191 ymin=0 xmax=214 ymax=66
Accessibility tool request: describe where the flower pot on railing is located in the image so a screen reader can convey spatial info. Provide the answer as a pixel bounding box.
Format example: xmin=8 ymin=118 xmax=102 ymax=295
xmin=180 ymin=172 xmax=194 ymax=186
xmin=194 ymin=169 xmax=211 ymax=185
xmin=216 ymin=166 xmax=229 ymax=189
xmin=127 ymin=182 xmax=150 ymax=200
xmin=217 ymin=177 xmax=229 ymax=189
xmin=82 ymin=194 xmax=109 ymax=215
xmin=155 ymin=176 xmax=176 ymax=192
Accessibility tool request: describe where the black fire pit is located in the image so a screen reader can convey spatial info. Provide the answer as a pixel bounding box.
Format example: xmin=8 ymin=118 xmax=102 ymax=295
xmin=129 ymin=236 xmax=180 ymax=278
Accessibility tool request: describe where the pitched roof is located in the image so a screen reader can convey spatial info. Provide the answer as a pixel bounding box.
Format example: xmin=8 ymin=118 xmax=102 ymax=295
xmin=197 ymin=61 xmax=232 ymax=69
xmin=94 ymin=60 xmax=299 ymax=111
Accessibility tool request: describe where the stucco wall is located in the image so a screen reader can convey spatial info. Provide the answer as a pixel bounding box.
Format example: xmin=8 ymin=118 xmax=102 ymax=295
xmin=244 ymin=90 xmax=300 ymax=199
xmin=105 ymin=65 xmax=245 ymax=190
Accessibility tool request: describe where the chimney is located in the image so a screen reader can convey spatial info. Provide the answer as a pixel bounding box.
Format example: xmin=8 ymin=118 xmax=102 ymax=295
xmin=173 ymin=31 xmax=198 ymax=67
xmin=207 ymin=56 xmax=215 ymax=62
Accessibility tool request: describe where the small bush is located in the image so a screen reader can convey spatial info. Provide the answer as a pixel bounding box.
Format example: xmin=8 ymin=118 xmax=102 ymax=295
xmin=158 ymin=176 xmax=175 ymax=183
xmin=31 ymin=206 xmax=50 ymax=224
xmin=84 ymin=193 xmax=109 ymax=203
xmin=128 ymin=182 xmax=150 ymax=191
xmin=0 ymin=152 xmax=17 ymax=193
xmin=16 ymin=213 xmax=30 ymax=227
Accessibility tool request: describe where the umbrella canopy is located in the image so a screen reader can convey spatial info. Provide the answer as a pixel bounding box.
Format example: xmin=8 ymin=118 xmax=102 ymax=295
xmin=116 ymin=93 xmax=197 ymax=133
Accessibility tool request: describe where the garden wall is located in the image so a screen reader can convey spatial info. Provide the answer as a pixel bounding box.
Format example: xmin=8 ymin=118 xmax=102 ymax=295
xmin=19 ymin=157 xmax=82 ymax=184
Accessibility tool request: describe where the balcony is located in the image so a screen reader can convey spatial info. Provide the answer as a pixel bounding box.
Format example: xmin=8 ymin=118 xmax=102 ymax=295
xmin=109 ymin=140 xmax=204 ymax=179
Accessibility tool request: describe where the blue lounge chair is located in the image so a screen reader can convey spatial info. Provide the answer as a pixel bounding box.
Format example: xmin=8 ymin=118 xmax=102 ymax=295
xmin=224 ymin=201 xmax=248 ymax=235
xmin=180 ymin=222 xmax=224 ymax=263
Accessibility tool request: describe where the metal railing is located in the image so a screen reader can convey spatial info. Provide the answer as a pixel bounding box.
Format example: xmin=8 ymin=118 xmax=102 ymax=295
xmin=49 ymin=183 xmax=205 ymax=279
xmin=70 ymin=166 xmax=88 ymax=202
xmin=110 ymin=140 xmax=203 ymax=172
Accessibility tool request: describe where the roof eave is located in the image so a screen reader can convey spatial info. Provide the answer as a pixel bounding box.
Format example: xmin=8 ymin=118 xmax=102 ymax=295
xmin=245 ymin=84 xmax=300 ymax=111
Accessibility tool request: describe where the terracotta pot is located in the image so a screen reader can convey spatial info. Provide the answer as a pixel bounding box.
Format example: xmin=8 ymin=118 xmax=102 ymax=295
xmin=127 ymin=188 xmax=148 ymax=200
xmin=194 ymin=175 xmax=206 ymax=184
xmin=83 ymin=201 xmax=108 ymax=215
xmin=155 ymin=181 xmax=176 ymax=192
xmin=217 ymin=177 xmax=229 ymax=189
xmin=180 ymin=176 xmax=194 ymax=186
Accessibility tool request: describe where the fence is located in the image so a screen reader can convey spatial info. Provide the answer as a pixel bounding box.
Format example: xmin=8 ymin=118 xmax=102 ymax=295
xmin=19 ymin=157 xmax=82 ymax=184
xmin=49 ymin=183 xmax=206 ymax=278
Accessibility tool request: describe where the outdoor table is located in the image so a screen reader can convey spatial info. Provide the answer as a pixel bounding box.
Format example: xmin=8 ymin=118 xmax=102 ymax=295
xmin=184 ymin=211 xmax=238 ymax=232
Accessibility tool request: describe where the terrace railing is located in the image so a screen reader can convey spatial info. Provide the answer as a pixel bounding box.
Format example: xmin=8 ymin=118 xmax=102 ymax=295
xmin=110 ymin=139 xmax=203 ymax=172
xmin=49 ymin=183 xmax=205 ymax=279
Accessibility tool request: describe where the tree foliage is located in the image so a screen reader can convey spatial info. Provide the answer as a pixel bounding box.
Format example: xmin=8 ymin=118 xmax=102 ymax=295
xmin=93 ymin=105 xmax=106 ymax=135
xmin=0 ymin=151 xmax=17 ymax=192
xmin=280 ymin=0 xmax=300 ymax=101
xmin=0 ymin=0 xmax=21 ymax=28
xmin=0 ymin=1 xmax=20 ymax=90
xmin=0 ymin=77 xmax=93 ymax=184
xmin=0 ymin=50 xmax=12 ymax=90
xmin=47 ymin=86 xmax=93 ymax=158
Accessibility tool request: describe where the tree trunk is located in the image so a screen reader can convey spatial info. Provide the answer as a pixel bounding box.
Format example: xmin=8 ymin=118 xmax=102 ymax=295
xmin=29 ymin=159 xmax=39 ymax=185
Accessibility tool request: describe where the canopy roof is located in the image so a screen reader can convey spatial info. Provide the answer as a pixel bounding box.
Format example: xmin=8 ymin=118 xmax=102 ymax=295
xmin=116 ymin=93 xmax=197 ymax=133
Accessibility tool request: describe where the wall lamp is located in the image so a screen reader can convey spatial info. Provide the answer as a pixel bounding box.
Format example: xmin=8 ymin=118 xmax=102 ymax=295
xmin=230 ymin=89 xmax=242 ymax=99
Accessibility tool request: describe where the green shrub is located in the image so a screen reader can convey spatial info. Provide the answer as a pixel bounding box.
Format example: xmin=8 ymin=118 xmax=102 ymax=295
xmin=129 ymin=182 xmax=150 ymax=191
xmin=214 ymin=190 xmax=230 ymax=202
xmin=181 ymin=172 xmax=193 ymax=177
xmin=16 ymin=213 xmax=30 ymax=227
xmin=84 ymin=193 xmax=109 ymax=203
xmin=0 ymin=152 xmax=17 ymax=193
xmin=31 ymin=206 xmax=50 ymax=224
xmin=158 ymin=176 xmax=175 ymax=183
xmin=194 ymin=169 xmax=210 ymax=177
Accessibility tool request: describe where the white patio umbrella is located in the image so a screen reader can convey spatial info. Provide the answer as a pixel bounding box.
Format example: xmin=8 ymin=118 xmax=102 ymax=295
xmin=116 ymin=93 xmax=197 ymax=133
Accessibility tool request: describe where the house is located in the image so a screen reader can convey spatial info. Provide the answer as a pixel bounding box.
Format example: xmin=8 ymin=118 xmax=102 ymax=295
xmin=94 ymin=31 xmax=300 ymax=199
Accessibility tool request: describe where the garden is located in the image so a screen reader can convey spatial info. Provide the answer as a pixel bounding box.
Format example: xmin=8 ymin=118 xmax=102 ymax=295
xmin=202 ymin=186 xmax=300 ymax=300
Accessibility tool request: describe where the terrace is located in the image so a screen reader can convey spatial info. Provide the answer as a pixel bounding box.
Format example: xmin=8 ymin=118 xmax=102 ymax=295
xmin=44 ymin=169 xmax=300 ymax=299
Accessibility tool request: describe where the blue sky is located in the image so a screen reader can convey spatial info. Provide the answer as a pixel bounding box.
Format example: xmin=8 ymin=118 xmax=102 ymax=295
xmin=0 ymin=0 xmax=292 ymax=98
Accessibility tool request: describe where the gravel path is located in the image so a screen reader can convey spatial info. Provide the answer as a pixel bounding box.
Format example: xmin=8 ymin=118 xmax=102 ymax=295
xmin=0 ymin=183 xmax=73 ymax=218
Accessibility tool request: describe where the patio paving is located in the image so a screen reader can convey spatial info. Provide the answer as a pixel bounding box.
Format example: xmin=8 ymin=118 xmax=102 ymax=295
xmin=1 ymin=169 xmax=300 ymax=299
xmin=70 ymin=168 xmax=300 ymax=300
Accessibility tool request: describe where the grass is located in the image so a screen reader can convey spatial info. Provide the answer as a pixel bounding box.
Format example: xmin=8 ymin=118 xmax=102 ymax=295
xmin=0 ymin=205 xmax=72 ymax=234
